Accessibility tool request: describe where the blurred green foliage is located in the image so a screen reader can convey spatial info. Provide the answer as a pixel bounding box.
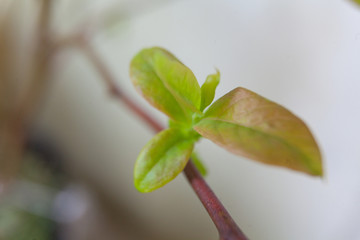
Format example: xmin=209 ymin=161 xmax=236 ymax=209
xmin=0 ymin=207 xmax=55 ymax=240
xmin=0 ymin=152 xmax=64 ymax=240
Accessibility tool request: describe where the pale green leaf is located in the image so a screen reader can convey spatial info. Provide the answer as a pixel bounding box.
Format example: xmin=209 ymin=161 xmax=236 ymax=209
xmin=194 ymin=87 xmax=322 ymax=176
xmin=200 ymin=70 xmax=220 ymax=111
xmin=134 ymin=128 xmax=194 ymax=192
xmin=154 ymin=49 xmax=201 ymax=113
xmin=191 ymin=152 xmax=207 ymax=176
xmin=130 ymin=47 xmax=201 ymax=123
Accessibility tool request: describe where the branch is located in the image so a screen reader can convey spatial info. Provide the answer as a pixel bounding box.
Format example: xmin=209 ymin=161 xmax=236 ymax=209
xmin=1 ymin=0 xmax=55 ymax=181
xmin=74 ymin=39 xmax=248 ymax=240
xmin=76 ymin=39 xmax=163 ymax=132
xmin=184 ymin=161 xmax=248 ymax=240
xmin=14 ymin=0 xmax=55 ymax=128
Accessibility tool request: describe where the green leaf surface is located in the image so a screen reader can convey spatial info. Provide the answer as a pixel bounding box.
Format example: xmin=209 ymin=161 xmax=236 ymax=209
xmin=154 ymin=49 xmax=201 ymax=113
xmin=130 ymin=47 xmax=201 ymax=123
xmin=352 ymin=0 xmax=360 ymax=6
xmin=134 ymin=128 xmax=194 ymax=192
xmin=191 ymin=152 xmax=207 ymax=177
xmin=200 ymin=70 xmax=220 ymax=111
xmin=194 ymin=87 xmax=322 ymax=176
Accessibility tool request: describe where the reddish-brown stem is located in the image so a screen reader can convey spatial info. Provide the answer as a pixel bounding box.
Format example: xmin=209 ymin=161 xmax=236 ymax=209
xmin=77 ymin=40 xmax=163 ymax=132
xmin=184 ymin=161 xmax=248 ymax=240
xmin=76 ymin=39 xmax=248 ymax=240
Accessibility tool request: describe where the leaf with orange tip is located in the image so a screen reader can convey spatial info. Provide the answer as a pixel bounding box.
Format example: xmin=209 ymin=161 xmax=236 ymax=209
xmin=194 ymin=87 xmax=322 ymax=176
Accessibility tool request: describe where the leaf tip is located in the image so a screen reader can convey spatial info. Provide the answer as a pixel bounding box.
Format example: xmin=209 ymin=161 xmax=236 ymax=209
xmin=308 ymin=157 xmax=324 ymax=177
xmin=134 ymin=179 xmax=153 ymax=193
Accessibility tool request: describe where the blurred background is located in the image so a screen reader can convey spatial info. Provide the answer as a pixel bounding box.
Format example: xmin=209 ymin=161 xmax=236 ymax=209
xmin=1 ymin=0 xmax=360 ymax=239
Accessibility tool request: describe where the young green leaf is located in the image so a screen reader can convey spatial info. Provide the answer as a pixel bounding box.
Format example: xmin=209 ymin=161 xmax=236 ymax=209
xmin=200 ymin=70 xmax=220 ymax=111
xmin=194 ymin=87 xmax=322 ymax=176
xmin=191 ymin=152 xmax=208 ymax=177
xmin=153 ymin=49 xmax=201 ymax=113
xmin=130 ymin=47 xmax=201 ymax=123
xmin=134 ymin=128 xmax=194 ymax=192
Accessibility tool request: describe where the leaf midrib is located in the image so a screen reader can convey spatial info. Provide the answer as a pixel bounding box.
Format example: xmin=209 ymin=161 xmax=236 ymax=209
xmin=146 ymin=58 xmax=191 ymax=122
xmin=195 ymin=118 xmax=319 ymax=174
xmin=139 ymin=137 xmax=192 ymax=184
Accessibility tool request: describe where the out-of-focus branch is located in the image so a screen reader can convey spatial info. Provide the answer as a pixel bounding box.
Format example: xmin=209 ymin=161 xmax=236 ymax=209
xmin=1 ymin=0 xmax=55 ymax=181
xmin=15 ymin=0 xmax=54 ymax=125
xmin=77 ymin=40 xmax=163 ymax=132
